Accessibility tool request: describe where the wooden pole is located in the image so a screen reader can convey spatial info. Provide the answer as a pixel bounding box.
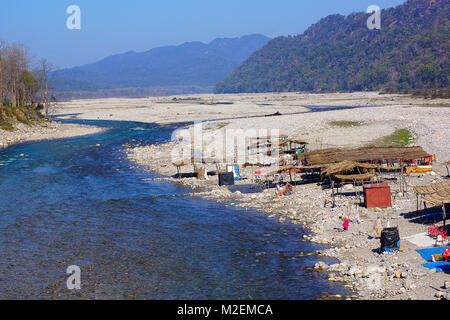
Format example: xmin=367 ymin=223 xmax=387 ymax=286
xmin=443 ymin=204 xmax=446 ymax=228
xmin=404 ymin=176 xmax=408 ymax=198
xmin=331 ymin=179 xmax=335 ymax=208
xmin=416 ymin=194 xmax=419 ymax=215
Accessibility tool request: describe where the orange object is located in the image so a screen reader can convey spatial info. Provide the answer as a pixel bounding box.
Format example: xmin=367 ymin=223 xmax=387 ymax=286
xmin=415 ymin=165 xmax=432 ymax=173
xmin=363 ymin=183 xmax=392 ymax=208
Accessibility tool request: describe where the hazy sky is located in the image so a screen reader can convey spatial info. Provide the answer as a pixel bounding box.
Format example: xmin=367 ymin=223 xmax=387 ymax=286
xmin=0 ymin=0 xmax=406 ymax=69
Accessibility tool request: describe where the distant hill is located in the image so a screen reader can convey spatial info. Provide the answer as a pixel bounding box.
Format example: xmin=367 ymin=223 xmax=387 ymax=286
xmin=53 ymin=34 xmax=270 ymax=97
xmin=215 ymin=0 xmax=449 ymax=94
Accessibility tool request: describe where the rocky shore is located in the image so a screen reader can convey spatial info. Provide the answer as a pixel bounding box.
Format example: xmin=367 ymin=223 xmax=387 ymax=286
xmin=0 ymin=119 xmax=104 ymax=150
xmin=125 ymin=142 xmax=449 ymax=300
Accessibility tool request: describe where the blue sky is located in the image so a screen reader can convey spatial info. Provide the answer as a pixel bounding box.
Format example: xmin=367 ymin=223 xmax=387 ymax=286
xmin=0 ymin=0 xmax=406 ymax=69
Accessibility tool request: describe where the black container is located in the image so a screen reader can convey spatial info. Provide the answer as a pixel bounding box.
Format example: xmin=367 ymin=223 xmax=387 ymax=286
xmin=218 ymin=172 xmax=234 ymax=186
xmin=380 ymin=227 xmax=400 ymax=251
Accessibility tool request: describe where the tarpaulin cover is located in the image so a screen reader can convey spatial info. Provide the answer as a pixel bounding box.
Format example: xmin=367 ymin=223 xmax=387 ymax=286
xmin=421 ymin=262 xmax=450 ymax=272
xmin=416 ymin=246 xmax=450 ymax=272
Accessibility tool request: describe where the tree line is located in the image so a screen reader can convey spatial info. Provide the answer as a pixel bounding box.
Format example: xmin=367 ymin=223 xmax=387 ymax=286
xmin=0 ymin=40 xmax=56 ymax=115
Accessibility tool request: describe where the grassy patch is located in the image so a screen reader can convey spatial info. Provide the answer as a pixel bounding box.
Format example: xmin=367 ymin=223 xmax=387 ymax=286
xmin=0 ymin=105 xmax=44 ymax=131
xmin=328 ymin=120 xmax=364 ymax=128
xmin=376 ymin=129 xmax=414 ymax=147
xmin=0 ymin=120 xmax=14 ymax=131
xmin=204 ymin=121 xmax=230 ymax=131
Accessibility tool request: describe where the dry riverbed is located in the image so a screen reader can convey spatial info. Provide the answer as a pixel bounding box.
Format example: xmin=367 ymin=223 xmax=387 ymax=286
xmin=11 ymin=92 xmax=450 ymax=300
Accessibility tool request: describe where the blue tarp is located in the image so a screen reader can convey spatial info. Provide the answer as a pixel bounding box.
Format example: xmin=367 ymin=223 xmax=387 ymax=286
xmin=233 ymin=165 xmax=242 ymax=181
xmin=382 ymin=240 xmax=401 ymax=253
xmin=416 ymin=246 xmax=450 ymax=272
xmin=422 ymin=262 xmax=450 ymax=272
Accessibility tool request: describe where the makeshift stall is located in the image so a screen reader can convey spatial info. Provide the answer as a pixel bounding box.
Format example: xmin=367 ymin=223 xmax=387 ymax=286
xmin=295 ymin=146 xmax=431 ymax=166
xmin=413 ymin=180 xmax=450 ymax=226
xmin=363 ymin=182 xmax=392 ymax=208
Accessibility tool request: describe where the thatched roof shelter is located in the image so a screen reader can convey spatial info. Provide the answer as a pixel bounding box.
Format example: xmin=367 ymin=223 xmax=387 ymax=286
xmin=321 ymin=160 xmax=400 ymax=177
xmin=335 ymin=173 xmax=376 ymax=182
xmin=413 ymin=180 xmax=450 ymax=196
xmin=422 ymin=192 xmax=450 ymax=206
xmin=421 ymin=190 xmax=450 ymax=227
xmin=413 ymin=180 xmax=450 ymax=226
xmin=295 ymin=146 xmax=431 ymax=165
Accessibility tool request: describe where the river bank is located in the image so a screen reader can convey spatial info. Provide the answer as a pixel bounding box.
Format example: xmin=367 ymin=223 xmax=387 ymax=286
xmin=0 ymin=119 xmax=350 ymax=300
xmin=56 ymin=92 xmax=450 ymax=300
xmin=0 ymin=119 xmax=104 ymax=150
xmin=125 ymin=141 xmax=449 ymax=300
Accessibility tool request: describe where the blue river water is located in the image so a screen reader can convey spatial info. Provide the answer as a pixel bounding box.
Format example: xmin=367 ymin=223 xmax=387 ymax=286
xmin=0 ymin=119 xmax=351 ymax=299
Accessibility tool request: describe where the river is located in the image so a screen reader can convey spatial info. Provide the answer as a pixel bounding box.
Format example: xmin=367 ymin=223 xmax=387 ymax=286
xmin=0 ymin=119 xmax=350 ymax=299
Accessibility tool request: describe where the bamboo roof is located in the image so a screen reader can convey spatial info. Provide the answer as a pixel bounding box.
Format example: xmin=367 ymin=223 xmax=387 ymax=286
xmin=322 ymin=161 xmax=377 ymax=176
xmin=335 ymin=173 xmax=376 ymax=182
xmin=413 ymin=180 xmax=450 ymax=195
xmin=422 ymin=192 xmax=450 ymax=206
xmin=321 ymin=160 xmax=400 ymax=177
xmin=414 ymin=180 xmax=450 ymax=206
xmin=295 ymin=146 xmax=431 ymax=165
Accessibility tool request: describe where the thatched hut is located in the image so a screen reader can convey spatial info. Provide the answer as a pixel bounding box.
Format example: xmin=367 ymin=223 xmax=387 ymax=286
xmin=295 ymin=146 xmax=431 ymax=166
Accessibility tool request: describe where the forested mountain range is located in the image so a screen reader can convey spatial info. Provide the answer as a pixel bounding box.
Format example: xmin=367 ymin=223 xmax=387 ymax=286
xmin=215 ymin=0 xmax=449 ymax=94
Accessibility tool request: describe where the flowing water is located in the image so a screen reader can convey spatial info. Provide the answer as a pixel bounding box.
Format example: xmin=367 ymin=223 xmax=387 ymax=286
xmin=0 ymin=119 xmax=350 ymax=299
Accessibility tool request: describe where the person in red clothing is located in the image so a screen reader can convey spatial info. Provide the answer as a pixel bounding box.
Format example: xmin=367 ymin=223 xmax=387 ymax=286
xmin=340 ymin=216 xmax=349 ymax=231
